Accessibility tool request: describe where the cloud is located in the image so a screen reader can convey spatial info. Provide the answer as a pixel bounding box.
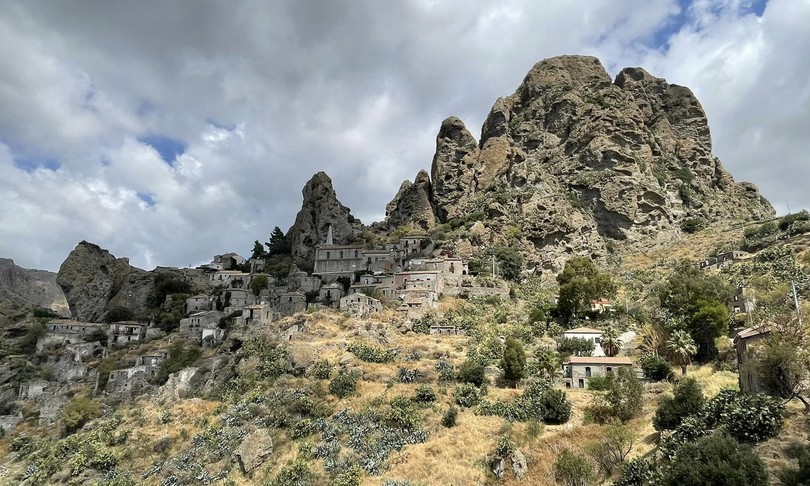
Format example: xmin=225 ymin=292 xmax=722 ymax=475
xmin=0 ymin=0 xmax=806 ymax=272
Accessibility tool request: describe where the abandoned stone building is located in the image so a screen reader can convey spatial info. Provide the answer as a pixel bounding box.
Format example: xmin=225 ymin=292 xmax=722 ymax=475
xmin=238 ymin=303 xmax=273 ymax=326
xmin=19 ymin=380 xmax=50 ymax=400
xmin=46 ymin=319 xmax=102 ymax=336
xmin=179 ymin=310 xmax=225 ymax=343
xmin=340 ymin=292 xmax=383 ymax=318
xmin=313 ymin=244 xmax=365 ymax=278
xmin=734 ymin=325 xmax=772 ymax=393
xmin=108 ymin=321 xmax=147 ymax=346
xmin=210 ymin=270 xmax=250 ymax=288
xmin=277 ymin=292 xmax=307 ymax=317
xmin=729 ymin=286 xmax=757 ymax=314
xmin=563 ymin=356 xmax=634 ymax=389
xmin=184 ymin=294 xmax=213 ymax=315
xmin=319 ymin=283 xmax=345 ymax=304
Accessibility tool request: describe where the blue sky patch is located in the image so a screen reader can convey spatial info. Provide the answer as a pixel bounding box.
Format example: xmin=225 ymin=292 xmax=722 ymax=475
xmin=137 ymin=192 xmax=156 ymax=208
xmin=13 ymin=156 xmax=61 ymax=173
xmin=138 ymin=135 xmax=187 ymax=166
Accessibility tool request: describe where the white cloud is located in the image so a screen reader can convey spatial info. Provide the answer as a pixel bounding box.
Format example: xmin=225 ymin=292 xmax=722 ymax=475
xmin=0 ymin=0 xmax=806 ymax=272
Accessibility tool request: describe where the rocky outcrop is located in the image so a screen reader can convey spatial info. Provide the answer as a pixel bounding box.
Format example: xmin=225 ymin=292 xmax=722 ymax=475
xmin=423 ymin=55 xmax=773 ymax=273
xmin=56 ymin=241 xmax=155 ymax=322
xmin=287 ymin=172 xmax=361 ymax=261
xmin=0 ymin=258 xmax=69 ymax=316
xmin=385 ymin=170 xmax=436 ymax=230
xmin=233 ymin=429 xmax=274 ymax=474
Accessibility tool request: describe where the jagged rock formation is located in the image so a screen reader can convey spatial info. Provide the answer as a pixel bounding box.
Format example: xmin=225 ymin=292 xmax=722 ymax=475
xmin=0 ymin=258 xmax=69 ymax=316
xmin=287 ymin=172 xmax=361 ymax=260
xmin=424 ymin=55 xmax=773 ymax=272
xmin=56 ymin=241 xmax=156 ymax=322
xmin=385 ymin=169 xmax=436 ymax=230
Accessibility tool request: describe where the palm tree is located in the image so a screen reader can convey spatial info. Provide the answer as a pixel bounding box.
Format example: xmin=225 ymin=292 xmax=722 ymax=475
xmin=667 ymin=330 xmax=697 ymax=375
xmin=638 ymin=323 xmax=666 ymax=358
xmin=600 ymin=327 xmax=622 ymax=357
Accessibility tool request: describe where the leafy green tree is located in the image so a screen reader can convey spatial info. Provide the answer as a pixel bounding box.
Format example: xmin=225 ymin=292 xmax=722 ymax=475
xmin=667 ymin=330 xmax=697 ymax=375
xmin=588 ymin=419 xmax=638 ymax=476
xmin=755 ymin=333 xmax=810 ymax=412
xmin=689 ymin=301 xmax=729 ymax=361
xmin=494 ymin=245 xmax=524 ymax=281
xmin=653 ymin=378 xmax=704 ymax=431
xmin=249 ymin=274 xmax=269 ymax=296
xmin=457 ymin=358 xmax=486 ymax=387
xmin=640 ymin=355 xmax=673 ymax=381
xmin=530 ymin=347 xmax=560 ymax=380
xmin=556 ymin=256 xmax=616 ymax=321
xmin=557 ymin=337 xmax=595 ymax=357
xmin=661 ymin=433 xmax=768 ymax=486
xmin=590 ymin=367 xmax=643 ymax=422
xmin=62 ymin=395 xmax=102 ymax=433
xmin=600 ymin=327 xmax=622 ymax=357
xmin=266 ymin=226 xmax=291 ymax=256
xmin=500 ymin=337 xmax=527 ymax=385
xmin=250 ymin=240 xmax=267 ymax=259
xmin=103 ymin=306 xmax=135 ymax=323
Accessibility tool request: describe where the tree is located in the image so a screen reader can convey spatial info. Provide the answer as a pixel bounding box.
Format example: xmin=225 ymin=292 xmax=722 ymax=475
xmin=531 ymin=347 xmax=560 ymax=380
xmin=590 ymin=367 xmax=643 ymax=422
xmin=103 ymin=306 xmax=135 ymax=323
xmin=62 ymin=395 xmax=102 ymax=434
xmin=558 ymin=337 xmax=595 ymax=357
xmin=689 ymin=301 xmax=729 ymax=361
xmin=457 ymin=358 xmax=486 ymax=387
xmin=638 ymin=322 xmax=667 ymax=358
xmin=588 ymin=419 xmax=638 ymax=476
xmin=755 ymin=332 xmax=810 ymax=412
xmin=555 ymin=449 xmax=596 ymax=486
xmin=667 ymin=330 xmax=697 ymax=375
xmin=266 ymin=226 xmax=291 ymax=256
xmin=600 ymin=327 xmax=622 ymax=357
xmin=653 ymin=378 xmax=704 ymax=431
xmin=500 ymin=337 xmax=527 ymax=386
xmin=250 ymin=274 xmax=269 ymax=296
xmin=556 ymin=256 xmax=616 ymax=321
xmin=250 ymin=240 xmax=267 ymax=259
xmin=660 ymin=433 xmax=768 ymax=486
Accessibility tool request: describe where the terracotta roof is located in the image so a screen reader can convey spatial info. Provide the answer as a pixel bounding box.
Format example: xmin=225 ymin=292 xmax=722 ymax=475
xmin=564 ymin=327 xmax=603 ymax=334
xmin=563 ymin=356 xmax=633 ymax=365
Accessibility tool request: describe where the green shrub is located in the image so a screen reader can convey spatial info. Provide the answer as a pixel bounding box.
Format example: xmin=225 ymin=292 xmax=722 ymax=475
xmin=681 ymin=218 xmax=707 ymax=234
xmin=457 ymin=359 xmax=486 ymax=387
xmin=779 ymin=443 xmax=810 ymax=485
xmin=398 ymin=367 xmax=420 ymax=383
xmin=587 ymin=368 xmax=643 ymax=423
xmin=384 ymin=396 xmax=421 ymax=430
xmin=103 ymin=306 xmax=135 ymax=323
xmin=614 ymin=457 xmax=659 ymax=486
xmin=442 ymin=406 xmax=458 ymax=428
xmin=413 ymin=385 xmax=436 ymax=404
xmin=332 ymin=464 xmax=362 ymax=486
xmin=501 ymin=337 xmax=527 ymax=384
xmin=587 ymin=376 xmax=608 ymax=390
xmin=435 ymin=360 xmax=455 ymax=382
xmin=640 ymin=355 xmax=673 ymax=381
xmin=477 ymin=381 xmax=571 ymax=424
xmin=269 ymin=458 xmax=314 ymax=486
xmin=62 ymin=396 xmax=102 ymax=434
xmin=310 ymin=360 xmax=332 ymax=380
xmin=661 ymin=433 xmax=768 ymax=486
xmin=709 ymin=392 xmax=783 ymax=443
xmin=348 ymin=342 xmax=395 ymax=363
xmin=154 ymin=342 xmax=202 ymax=385
xmin=33 ymin=307 xmax=59 ymax=318
xmin=555 ymin=448 xmax=595 ymax=486
xmin=329 ymin=372 xmax=358 ymax=398
xmin=653 ymin=378 xmax=704 ymax=431
xmin=453 ymin=383 xmax=481 ymax=408
xmin=495 ymin=435 xmax=515 ymax=457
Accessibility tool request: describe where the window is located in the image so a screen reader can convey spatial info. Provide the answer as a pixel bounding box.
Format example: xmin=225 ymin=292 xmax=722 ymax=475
xmin=595 ymin=337 xmax=601 ymax=344
xmin=355 ymin=250 xmax=359 ymax=258
xmin=340 ymin=251 xmax=344 ymax=259
xmin=606 ymin=367 xmax=613 ymax=375
xmin=585 ymin=367 xmax=591 ymax=377
xmin=578 ymin=379 xmax=584 ymax=388
xmin=326 ymin=251 xmax=330 ymax=260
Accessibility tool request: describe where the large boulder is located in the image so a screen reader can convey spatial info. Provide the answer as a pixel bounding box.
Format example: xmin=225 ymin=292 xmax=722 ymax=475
xmin=233 ymin=428 xmax=274 ymax=474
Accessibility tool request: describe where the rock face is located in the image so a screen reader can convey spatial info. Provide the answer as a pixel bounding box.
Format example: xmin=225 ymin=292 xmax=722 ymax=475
xmin=423 ymin=55 xmax=773 ymax=273
xmin=0 ymin=258 xmax=69 ymax=316
xmin=385 ymin=170 xmax=437 ymax=230
xmin=234 ymin=428 xmax=274 ymax=474
xmin=287 ymin=172 xmax=360 ymax=261
xmin=56 ymin=241 xmax=156 ymax=322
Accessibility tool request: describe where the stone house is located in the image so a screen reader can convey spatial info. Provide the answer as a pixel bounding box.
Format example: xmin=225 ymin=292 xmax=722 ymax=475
xmin=37 ymin=393 xmax=68 ymax=426
xmin=729 ymin=286 xmax=756 ymax=314
xmin=137 ymin=351 xmax=169 ymax=367
xmin=563 ymin=356 xmax=634 ymax=389
xmin=733 ymin=325 xmax=772 ymax=393
xmin=184 ymin=294 xmax=213 ymax=315
xmin=394 ymin=270 xmax=443 ymax=294
xmin=340 ymin=293 xmax=383 ymax=318
xmin=179 ymin=310 xmax=224 ymax=342
xmin=400 ymin=235 xmax=427 ymax=256
xmin=46 ymin=319 xmax=102 ymax=336
xmin=0 ymin=413 xmax=22 ymax=432
xmin=319 ymin=283 xmax=345 ymax=304
xmin=210 ymin=270 xmax=250 ymax=289
xmin=238 ymin=303 xmax=273 ymax=326
xmin=108 ymin=321 xmax=147 ymax=346
xmin=699 ymin=250 xmax=750 ymax=270
xmin=222 ymin=288 xmax=254 ymax=310
xmin=277 ymin=292 xmax=307 ymax=317
xmin=213 ymin=252 xmax=246 ymax=270
xmin=562 ymin=327 xmax=605 ymax=357
xmin=19 ymin=380 xmax=50 ymax=400
xmin=107 ymin=364 xmax=159 ymax=387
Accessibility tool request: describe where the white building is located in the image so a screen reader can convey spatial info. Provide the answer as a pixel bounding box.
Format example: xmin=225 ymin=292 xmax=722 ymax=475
xmin=561 ymin=327 xmax=605 ymax=357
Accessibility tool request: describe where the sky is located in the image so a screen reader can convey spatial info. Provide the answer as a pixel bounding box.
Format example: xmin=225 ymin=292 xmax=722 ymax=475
xmin=0 ymin=0 xmax=808 ymax=272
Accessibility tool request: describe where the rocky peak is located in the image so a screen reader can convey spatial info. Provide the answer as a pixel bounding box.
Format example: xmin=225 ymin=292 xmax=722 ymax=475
xmin=430 ymin=117 xmax=480 ymax=221
xmin=0 ymin=258 xmax=69 ymax=316
xmin=423 ymin=55 xmax=773 ymax=273
xmin=56 ymin=241 xmax=153 ymax=321
xmin=385 ymin=169 xmax=436 ymax=231
xmin=287 ymin=172 xmax=360 ymax=261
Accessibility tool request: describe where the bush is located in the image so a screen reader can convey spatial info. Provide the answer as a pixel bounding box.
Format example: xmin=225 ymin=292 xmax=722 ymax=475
xmin=779 ymin=443 xmax=810 ymax=485
xmin=640 ymin=355 xmax=673 ymax=382
xmin=310 ymin=360 xmax=332 ymax=380
xmin=711 ymin=392 xmax=783 ymax=443
xmin=557 ymin=336 xmax=596 ymax=357
xmin=614 ymin=457 xmax=659 ymax=486
xmin=348 ymin=342 xmax=395 ymax=363
xmin=457 ymin=359 xmax=486 ymax=387
xmin=555 ymin=448 xmax=595 ymax=486
xmin=329 ymin=372 xmax=358 ymax=399
xmin=62 ymin=396 xmax=102 ymax=434
xmin=384 ymin=396 xmax=422 ymax=430
xmin=154 ymin=342 xmax=202 ymax=384
xmin=398 ymin=367 xmax=420 ymax=384
xmin=103 ymin=306 xmax=135 ymax=323
xmin=453 ymin=383 xmax=481 ymax=408
xmin=495 ymin=435 xmax=515 ymax=457
xmin=680 ymin=217 xmax=707 ymax=234
xmin=442 ymin=406 xmax=458 ymax=428
xmin=653 ymin=378 xmax=704 ymax=431
xmin=413 ymin=385 xmax=436 ymax=404
xmin=269 ymin=458 xmax=314 ymax=486
xmin=332 ymin=464 xmax=362 ymax=486
xmin=587 ymin=376 xmax=608 ymax=390
xmin=477 ymin=381 xmax=572 ymax=424
xmin=501 ymin=337 xmax=527 ymax=384
xmin=33 ymin=307 xmax=59 ymax=318
xmin=435 ymin=360 xmax=455 ymax=382
xmin=661 ymin=433 xmax=768 ymax=486
xmin=588 ymin=419 xmax=638 ymax=476
xmin=588 ymin=368 xmax=643 ymax=423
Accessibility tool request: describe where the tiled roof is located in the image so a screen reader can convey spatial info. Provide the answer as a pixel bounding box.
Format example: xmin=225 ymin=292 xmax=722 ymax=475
xmin=563 ymin=356 xmax=633 ymax=365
